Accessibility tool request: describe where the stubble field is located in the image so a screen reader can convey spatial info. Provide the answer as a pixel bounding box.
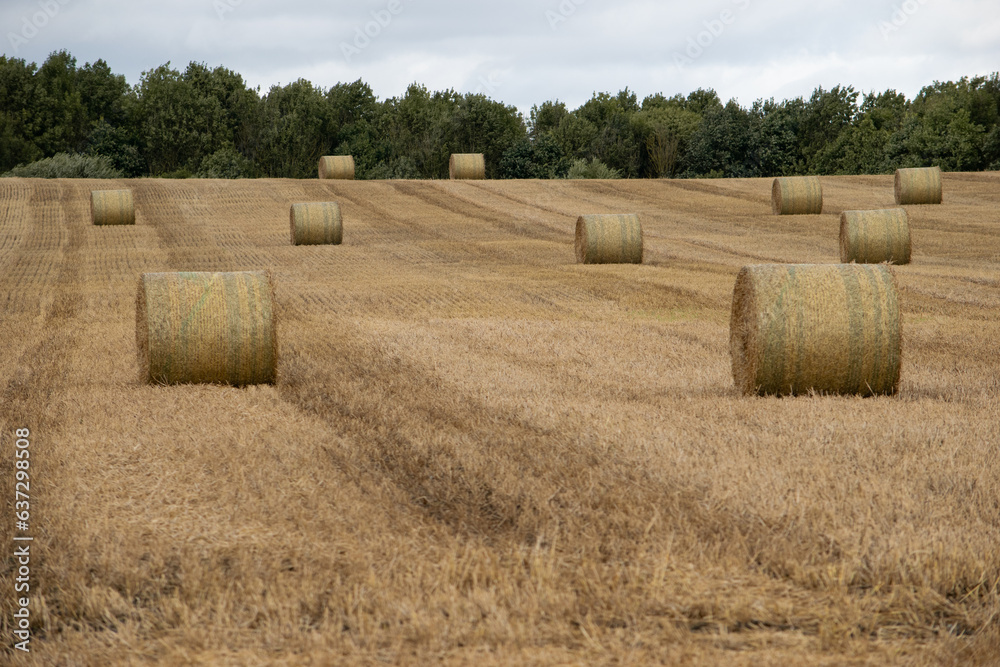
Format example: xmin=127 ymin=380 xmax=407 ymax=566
xmin=0 ymin=174 xmax=998 ymax=665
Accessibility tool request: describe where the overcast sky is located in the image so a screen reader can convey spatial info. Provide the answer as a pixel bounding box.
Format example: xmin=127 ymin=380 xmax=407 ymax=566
xmin=3 ymin=0 xmax=999 ymax=114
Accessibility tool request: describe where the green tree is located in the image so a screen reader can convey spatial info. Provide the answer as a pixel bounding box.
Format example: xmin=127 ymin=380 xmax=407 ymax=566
xmin=549 ymin=112 xmax=597 ymax=160
xmin=254 ymin=78 xmax=333 ymax=178
xmin=497 ymin=135 xmax=569 ymax=179
xmin=326 ymin=79 xmax=380 ymax=178
xmin=28 ymin=51 xmax=88 ymax=157
xmin=887 ymin=78 xmax=992 ymax=171
xmin=448 ymin=94 xmax=526 ymax=178
xmin=682 ymin=100 xmax=754 ymax=178
xmin=798 ymin=85 xmax=859 ymax=172
xmin=631 ymin=105 xmax=701 ymax=177
xmin=132 ymin=62 xmax=259 ymax=176
xmin=528 ymin=100 xmax=568 ymax=139
xmin=749 ymin=97 xmax=805 ymax=177
xmin=811 ymin=90 xmax=905 ymax=174
xmin=380 ymin=84 xmax=458 ymax=178
xmin=0 ymin=56 xmax=40 ymax=171
xmin=77 ymin=58 xmax=130 ymax=129
xmin=574 ymin=89 xmax=641 ymax=177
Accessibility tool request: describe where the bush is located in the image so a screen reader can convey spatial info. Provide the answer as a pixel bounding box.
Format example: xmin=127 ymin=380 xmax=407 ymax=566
xmin=197 ymin=147 xmax=255 ymax=178
xmin=498 ymin=136 xmax=570 ymax=179
xmin=566 ymin=158 xmax=621 ymax=179
xmin=160 ymin=167 xmax=194 ymax=179
xmin=365 ymin=156 xmax=418 ymax=180
xmin=2 ymin=152 xmax=123 ymax=178
xmin=87 ymin=120 xmax=146 ymax=177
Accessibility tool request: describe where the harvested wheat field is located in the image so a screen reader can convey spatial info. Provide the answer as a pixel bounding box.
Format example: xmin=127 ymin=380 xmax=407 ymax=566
xmin=1 ymin=173 xmax=999 ymax=665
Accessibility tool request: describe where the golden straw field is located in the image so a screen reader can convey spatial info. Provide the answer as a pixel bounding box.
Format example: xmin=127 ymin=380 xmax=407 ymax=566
xmin=1 ymin=174 xmax=999 ymax=665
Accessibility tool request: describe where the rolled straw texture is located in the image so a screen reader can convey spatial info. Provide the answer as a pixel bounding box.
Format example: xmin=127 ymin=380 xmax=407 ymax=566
xmin=771 ymin=176 xmax=823 ymax=215
xmin=136 ymin=271 xmax=277 ymax=386
xmin=729 ymin=263 xmax=901 ymax=396
xmin=894 ymin=166 xmax=942 ymax=205
xmin=290 ymin=202 xmax=343 ymax=246
xmin=575 ymin=214 xmax=643 ymax=264
xmin=91 ymin=189 xmax=135 ymax=225
xmin=839 ymin=208 xmax=911 ymax=265
xmin=449 ymin=153 xmax=486 ymax=180
xmin=318 ymin=155 xmax=355 ymax=180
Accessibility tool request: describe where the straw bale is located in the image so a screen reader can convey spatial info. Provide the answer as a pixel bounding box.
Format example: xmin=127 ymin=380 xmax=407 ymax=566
xmin=136 ymin=271 xmax=277 ymax=386
xmin=840 ymin=208 xmax=911 ymax=265
xmin=290 ymin=202 xmax=343 ymax=246
xmin=318 ymin=156 xmax=355 ymax=180
xmin=449 ymin=153 xmax=486 ymax=180
xmin=894 ymin=166 xmax=942 ymax=205
xmin=730 ymin=263 xmax=901 ymax=396
xmin=574 ymin=214 xmax=643 ymax=264
xmin=91 ymin=189 xmax=135 ymax=225
xmin=771 ymin=176 xmax=823 ymax=215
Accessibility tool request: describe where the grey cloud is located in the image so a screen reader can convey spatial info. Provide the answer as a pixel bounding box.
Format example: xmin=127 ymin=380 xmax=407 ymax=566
xmin=1 ymin=0 xmax=998 ymax=114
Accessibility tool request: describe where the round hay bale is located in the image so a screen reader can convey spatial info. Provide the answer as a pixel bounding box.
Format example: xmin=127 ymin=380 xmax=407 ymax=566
xmin=91 ymin=189 xmax=135 ymax=225
xmin=894 ymin=166 xmax=942 ymax=205
xmin=449 ymin=153 xmax=486 ymax=180
xmin=575 ymin=214 xmax=643 ymax=264
xmin=290 ymin=202 xmax=343 ymax=246
xmin=729 ymin=263 xmax=901 ymax=397
xmin=136 ymin=271 xmax=277 ymax=386
xmin=771 ymin=176 xmax=823 ymax=215
xmin=318 ymin=155 xmax=355 ymax=180
xmin=839 ymin=208 xmax=911 ymax=265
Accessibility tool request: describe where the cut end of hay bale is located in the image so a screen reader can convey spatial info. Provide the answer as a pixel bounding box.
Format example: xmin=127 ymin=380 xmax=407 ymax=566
xmin=730 ymin=263 xmax=901 ymax=397
xmin=318 ymin=155 xmax=355 ymax=180
xmin=91 ymin=189 xmax=135 ymax=225
xmin=839 ymin=208 xmax=911 ymax=265
xmin=894 ymin=166 xmax=942 ymax=205
xmin=771 ymin=177 xmax=822 ymax=215
xmin=449 ymin=153 xmax=486 ymax=180
xmin=136 ymin=271 xmax=278 ymax=386
xmin=574 ymin=214 xmax=643 ymax=264
xmin=290 ymin=202 xmax=343 ymax=246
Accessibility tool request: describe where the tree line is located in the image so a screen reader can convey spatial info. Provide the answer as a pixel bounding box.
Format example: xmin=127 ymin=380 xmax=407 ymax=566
xmin=2 ymin=50 xmax=999 ymax=180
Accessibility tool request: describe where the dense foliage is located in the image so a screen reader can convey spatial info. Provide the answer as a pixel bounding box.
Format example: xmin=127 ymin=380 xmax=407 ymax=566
xmin=3 ymin=51 xmax=999 ymax=179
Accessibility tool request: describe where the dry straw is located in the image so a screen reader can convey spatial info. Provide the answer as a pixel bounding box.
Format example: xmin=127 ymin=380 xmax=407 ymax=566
xmin=318 ymin=156 xmax=355 ymax=180
xmin=729 ymin=263 xmax=901 ymax=396
xmin=136 ymin=271 xmax=277 ymax=386
xmin=575 ymin=214 xmax=643 ymax=264
xmin=840 ymin=208 xmax=911 ymax=265
xmin=449 ymin=153 xmax=486 ymax=180
xmin=895 ymin=166 xmax=942 ymax=205
xmin=91 ymin=189 xmax=135 ymax=225
xmin=771 ymin=176 xmax=823 ymax=215
xmin=290 ymin=202 xmax=343 ymax=246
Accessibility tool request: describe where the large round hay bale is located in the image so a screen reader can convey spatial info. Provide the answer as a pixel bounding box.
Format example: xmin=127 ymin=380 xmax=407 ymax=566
xmin=894 ymin=166 xmax=942 ymax=205
xmin=729 ymin=263 xmax=901 ymax=396
xmin=575 ymin=214 xmax=643 ymax=264
xmin=136 ymin=271 xmax=277 ymax=386
xmin=771 ymin=176 xmax=823 ymax=215
xmin=839 ymin=208 xmax=911 ymax=265
xmin=91 ymin=189 xmax=135 ymax=225
xmin=290 ymin=202 xmax=343 ymax=246
xmin=449 ymin=153 xmax=486 ymax=180
xmin=318 ymin=155 xmax=355 ymax=180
